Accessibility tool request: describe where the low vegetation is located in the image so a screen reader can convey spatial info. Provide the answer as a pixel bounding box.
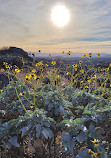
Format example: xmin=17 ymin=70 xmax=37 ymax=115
xmin=0 ymin=52 xmax=111 ymax=158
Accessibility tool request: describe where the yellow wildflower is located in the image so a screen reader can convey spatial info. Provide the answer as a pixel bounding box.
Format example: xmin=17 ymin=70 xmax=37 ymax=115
xmin=5 ymin=65 xmax=8 ymax=68
xmin=1 ymin=68 xmax=5 ymax=72
xmin=75 ymin=68 xmax=77 ymax=71
xmin=5 ymin=65 xmax=10 ymax=70
xmin=31 ymin=69 xmax=36 ymax=73
xmin=60 ymin=61 xmax=63 ymax=64
xmin=109 ymin=63 xmax=111 ymax=67
xmin=0 ymin=89 xmax=3 ymax=93
xmin=57 ymin=75 xmax=60 ymax=77
xmin=8 ymin=64 xmax=12 ymax=69
xmin=82 ymin=54 xmax=87 ymax=57
xmin=106 ymin=68 xmax=109 ymax=71
xmin=3 ymin=62 xmax=8 ymax=65
xmin=45 ymin=64 xmax=49 ymax=67
xmin=36 ymin=63 xmax=39 ymax=66
xmin=62 ymin=83 xmax=65 ymax=86
xmin=51 ymin=61 xmax=56 ymax=65
xmin=25 ymin=76 xmax=31 ymax=81
xmin=88 ymin=149 xmax=93 ymax=154
xmin=15 ymin=69 xmax=20 ymax=73
xmin=97 ymin=52 xmax=100 ymax=57
xmin=32 ymin=53 xmax=35 ymax=57
xmin=94 ymin=143 xmax=99 ymax=147
xmin=88 ymin=149 xmax=95 ymax=157
xmin=100 ymin=68 xmax=103 ymax=72
xmin=91 ymin=139 xmax=100 ymax=146
xmin=40 ymin=61 xmax=43 ymax=65
xmin=67 ymin=51 xmax=71 ymax=56
xmin=72 ymin=64 xmax=77 ymax=68
xmin=19 ymin=92 xmax=23 ymax=96
xmin=34 ymin=76 xmax=40 ymax=81
xmin=66 ymin=72 xmax=70 ymax=75
xmin=22 ymin=91 xmax=26 ymax=95
xmin=40 ymin=68 xmax=43 ymax=72
xmin=93 ymin=75 xmax=96 ymax=79
xmin=79 ymin=61 xmax=82 ymax=65
xmin=89 ymin=53 xmax=92 ymax=58
xmin=36 ymin=61 xmax=43 ymax=66
xmin=29 ymin=73 xmax=36 ymax=78
xmin=80 ymin=69 xmax=84 ymax=74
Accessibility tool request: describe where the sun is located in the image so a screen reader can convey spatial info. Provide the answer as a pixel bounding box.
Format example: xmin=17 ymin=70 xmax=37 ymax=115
xmin=51 ymin=5 xmax=70 ymax=27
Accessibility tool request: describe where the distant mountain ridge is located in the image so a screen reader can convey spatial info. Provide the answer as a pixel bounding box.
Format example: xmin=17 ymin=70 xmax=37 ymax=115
xmin=0 ymin=47 xmax=110 ymax=59
xmin=28 ymin=52 xmax=111 ymax=58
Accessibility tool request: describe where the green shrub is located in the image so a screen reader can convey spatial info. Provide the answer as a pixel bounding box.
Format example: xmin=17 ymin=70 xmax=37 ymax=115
xmin=0 ymin=81 xmax=111 ymax=157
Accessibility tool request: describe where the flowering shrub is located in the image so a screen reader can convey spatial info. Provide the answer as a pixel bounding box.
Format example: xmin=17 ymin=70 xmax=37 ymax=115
xmin=0 ymin=53 xmax=111 ymax=157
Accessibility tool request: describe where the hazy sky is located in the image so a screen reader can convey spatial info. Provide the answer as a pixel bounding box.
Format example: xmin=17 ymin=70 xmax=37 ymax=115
xmin=0 ymin=0 xmax=111 ymax=53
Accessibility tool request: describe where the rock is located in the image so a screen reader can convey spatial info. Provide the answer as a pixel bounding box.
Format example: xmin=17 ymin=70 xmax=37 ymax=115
xmin=0 ymin=46 xmax=33 ymax=68
xmin=0 ymin=56 xmax=23 ymax=68
xmin=0 ymin=47 xmax=31 ymax=59
xmin=0 ymin=72 xmax=17 ymax=89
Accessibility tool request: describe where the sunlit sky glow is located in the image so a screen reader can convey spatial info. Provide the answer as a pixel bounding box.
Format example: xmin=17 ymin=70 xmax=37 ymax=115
xmin=51 ymin=5 xmax=70 ymax=27
xmin=0 ymin=0 xmax=111 ymax=53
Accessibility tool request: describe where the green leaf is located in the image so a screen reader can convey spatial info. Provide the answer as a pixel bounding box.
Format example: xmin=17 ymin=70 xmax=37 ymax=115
xmin=78 ymin=149 xmax=88 ymax=158
xmin=42 ymin=121 xmax=50 ymax=127
xmin=89 ymin=123 xmax=96 ymax=133
xmin=9 ymin=136 xmax=20 ymax=147
xmin=61 ymin=134 xmax=71 ymax=143
xmin=76 ymin=131 xmax=88 ymax=142
xmin=77 ymin=106 xmax=84 ymax=110
xmin=67 ymin=138 xmax=76 ymax=154
xmin=42 ymin=128 xmax=53 ymax=139
xmin=84 ymin=105 xmax=89 ymax=110
xmin=73 ymin=118 xmax=84 ymax=125
xmin=36 ymin=124 xmax=42 ymax=138
xmin=61 ymin=134 xmax=76 ymax=154
xmin=83 ymin=110 xmax=91 ymax=115
xmin=20 ymin=126 xmax=29 ymax=137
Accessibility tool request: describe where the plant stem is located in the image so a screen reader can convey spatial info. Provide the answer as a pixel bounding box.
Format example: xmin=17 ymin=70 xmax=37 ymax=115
xmin=15 ymin=87 xmax=32 ymax=118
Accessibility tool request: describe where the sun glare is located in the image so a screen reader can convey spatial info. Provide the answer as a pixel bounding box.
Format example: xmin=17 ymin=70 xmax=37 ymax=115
xmin=51 ymin=5 xmax=70 ymax=27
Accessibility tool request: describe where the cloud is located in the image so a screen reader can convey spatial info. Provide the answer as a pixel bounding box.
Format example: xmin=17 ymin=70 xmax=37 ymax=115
xmin=0 ymin=0 xmax=111 ymax=53
xmin=78 ymin=37 xmax=111 ymax=42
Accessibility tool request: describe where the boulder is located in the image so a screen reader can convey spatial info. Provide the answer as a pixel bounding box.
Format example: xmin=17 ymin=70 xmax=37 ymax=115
xmin=0 ymin=47 xmax=33 ymax=68
xmin=0 ymin=73 xmax=17 ymax=89
xmin=0 ymin=47 xmax=32 ymax=59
